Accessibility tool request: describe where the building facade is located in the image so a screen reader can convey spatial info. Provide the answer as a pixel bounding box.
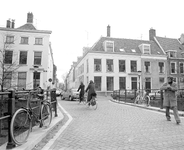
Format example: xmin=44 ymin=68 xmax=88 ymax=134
xmin=67 ymin=26 xmax=167 ymax=96
xmin=0 ymin=12 xmax=55 ymax=90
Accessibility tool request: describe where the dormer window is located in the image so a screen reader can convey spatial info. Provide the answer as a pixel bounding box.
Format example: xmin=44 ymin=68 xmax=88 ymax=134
xmin=166 ymin=50 xmax=177 ymax=58
xmin=143 ymin=44 xmax=150 ymax=54
xmin=104 ymin=41 xmax=114 ymax=52
xmin=139 ymin=44 xmax=151 ymax=54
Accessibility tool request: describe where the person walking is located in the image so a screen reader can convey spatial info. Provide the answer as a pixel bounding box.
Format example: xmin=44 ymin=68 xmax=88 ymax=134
xmin=85 ymin=80 xmax=96 ymax=105
xmin=77 ymin=81 xmax=85 ymax=103
xmin=160 ymin=76 xmax=181 ymax=124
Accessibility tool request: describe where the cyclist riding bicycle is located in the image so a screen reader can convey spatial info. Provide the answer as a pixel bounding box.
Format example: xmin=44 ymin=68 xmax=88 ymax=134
xmin=85 ymin=80 xmax=96 ymax=106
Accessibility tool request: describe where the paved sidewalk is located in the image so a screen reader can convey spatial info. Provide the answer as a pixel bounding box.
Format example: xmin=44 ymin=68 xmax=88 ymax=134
xmin=109 ymin=97 xmax=184 ymax=117
xmin=0 ymin=105 xmax=64 ymax=150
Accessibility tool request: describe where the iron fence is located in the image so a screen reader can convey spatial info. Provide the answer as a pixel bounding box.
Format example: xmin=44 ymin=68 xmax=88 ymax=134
xmin=0 ymin=89 xmax=57 ymax=149
xmin=111 ymin=89 xmax=184 ymax=111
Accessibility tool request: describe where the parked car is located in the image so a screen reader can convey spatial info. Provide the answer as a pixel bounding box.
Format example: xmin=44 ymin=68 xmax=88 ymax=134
xmin=70 ymin=89 xmax=79 ymax=101
xmin=61 ymin=89 xmax=79 ymax=101
xmin=149 ymin=90 xmax=161 ymax=100
xmin=56 ymin=89 xmax=62 ymax=97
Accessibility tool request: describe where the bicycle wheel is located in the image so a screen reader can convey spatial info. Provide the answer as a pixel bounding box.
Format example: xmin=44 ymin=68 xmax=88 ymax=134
xmin=10 ymin=108 xmax=31 ymax=145
xmin=91 ymin=98 xmax=97 ymax=110
xmin=41 ymin=103 xmax=52 ymax=128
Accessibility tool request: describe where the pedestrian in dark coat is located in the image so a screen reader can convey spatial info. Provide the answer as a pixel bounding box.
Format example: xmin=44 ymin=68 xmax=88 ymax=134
xmin=160 ymin=76 xmax=181 ymax=124
xmin=85 ymin=80 xmax=96 ymax=104
xmin=77 ymin=81 xmax=85 ymax=103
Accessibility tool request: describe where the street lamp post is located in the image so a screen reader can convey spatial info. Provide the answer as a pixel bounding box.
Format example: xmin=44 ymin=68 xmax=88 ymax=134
xmin=137 ymin=71 xmax=142 ymax=93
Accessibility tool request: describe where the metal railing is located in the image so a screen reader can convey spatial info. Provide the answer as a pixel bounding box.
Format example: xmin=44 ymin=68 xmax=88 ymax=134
xmin=111 ymin=89 xmax=184 ymax=111
xmin=0 ymin=89 xmax=57 ymax=149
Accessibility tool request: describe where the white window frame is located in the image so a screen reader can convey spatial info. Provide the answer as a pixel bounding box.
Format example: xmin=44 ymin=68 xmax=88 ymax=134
xmin=166 ymin=50 xmax=177 ymax=58
xmin=144 ymin=61 xmax=151 ymax=73
xmin=179 ymin=62 xmax=184 ymax=74
xmin=170 ymin=62 xmax=177 ymax=74
xmin=158 ymin=62 xmax=165 ymax=74
xmin=143 ymin=44 xmax=150 ymax=54
xmin=104 ymin=41 xmax=114 ymax=52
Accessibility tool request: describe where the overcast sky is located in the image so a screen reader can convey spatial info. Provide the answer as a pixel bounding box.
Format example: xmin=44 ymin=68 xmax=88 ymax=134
xmin=0 ymin=0 xmax=184 ymax=82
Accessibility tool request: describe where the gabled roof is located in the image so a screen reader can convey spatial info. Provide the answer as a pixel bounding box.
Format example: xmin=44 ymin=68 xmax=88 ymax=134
xmin=17 ymin=23 xmax=37 ymax=30
xmin=155 ymin=36 xmax=184 ymax=58
xmin=90 ymin=36 xmax=165 ymax=55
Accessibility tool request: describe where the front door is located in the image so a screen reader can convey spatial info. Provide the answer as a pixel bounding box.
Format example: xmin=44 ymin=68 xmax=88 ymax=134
xmin=33 ymin=72 xmax=40 ymax=89
xmin=145 ymin=77 xmax=151 ymax=92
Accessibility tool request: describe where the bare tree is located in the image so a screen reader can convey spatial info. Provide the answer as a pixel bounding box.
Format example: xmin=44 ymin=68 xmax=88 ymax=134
xmin=62 ymin=72 xmax=68 ymax=91
xmin=0 ymin=32 xmax=19 ymax=136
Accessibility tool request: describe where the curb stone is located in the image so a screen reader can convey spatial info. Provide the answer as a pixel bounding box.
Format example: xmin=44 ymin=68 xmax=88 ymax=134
xmin=109 ymin=97 xmax=184 ymax=117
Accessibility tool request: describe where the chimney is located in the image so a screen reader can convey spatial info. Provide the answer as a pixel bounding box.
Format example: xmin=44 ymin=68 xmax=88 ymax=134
xmin=179 ymin=34 xmax=184 ymax=45
xmin=6 ymin=19 xmax=11 ymax=28
xmin=11 ymin=19 xmax=15 ymax=28
xmin=149 ymin=28 xmax=156 ymax=41
xmin=107 ymin=25 xmax=110 ymax=37
xmin=27 ymin=12 xmax=33 ymax=23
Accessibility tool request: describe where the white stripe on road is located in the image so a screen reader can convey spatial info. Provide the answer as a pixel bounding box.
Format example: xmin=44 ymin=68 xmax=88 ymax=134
xmin=41 ymin=102 xmax=73 ymax=150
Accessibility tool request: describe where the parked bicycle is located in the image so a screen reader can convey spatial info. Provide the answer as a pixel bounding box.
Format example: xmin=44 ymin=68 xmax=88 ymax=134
xmin=134 ymin=90 xmax=150 ymax=106
xmin=10 ymin=90 xmax=52 ymax=145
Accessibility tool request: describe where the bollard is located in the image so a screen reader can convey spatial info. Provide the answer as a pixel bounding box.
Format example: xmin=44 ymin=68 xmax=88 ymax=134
xmin=51 ymin=89 xmax=58 ymax=117
xmin=6 ymin=90 xmax=16 ymax=149
xmin=160 ymin=90 xmax=163 ymax=109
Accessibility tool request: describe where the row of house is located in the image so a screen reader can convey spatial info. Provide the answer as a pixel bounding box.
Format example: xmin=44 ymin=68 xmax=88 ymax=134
xmin=66 ymin=25 xmax=184 ymax=96
xmin=0 ymin=12 xmax=57 ymax=91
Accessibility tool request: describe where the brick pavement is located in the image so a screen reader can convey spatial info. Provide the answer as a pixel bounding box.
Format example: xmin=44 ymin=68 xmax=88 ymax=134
xmin=42 ymin=96 xmax=184 ymax=150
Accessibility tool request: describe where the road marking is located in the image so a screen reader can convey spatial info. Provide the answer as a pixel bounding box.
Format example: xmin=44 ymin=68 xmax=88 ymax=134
xmin=41 ymin=102 xmax=73 ymax=150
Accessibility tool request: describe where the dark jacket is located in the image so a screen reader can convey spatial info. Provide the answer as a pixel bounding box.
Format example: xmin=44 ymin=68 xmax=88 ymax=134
xmin=77 ymin=84 xmax=85 ymax=95
xmin=85 ymin=82 xmax=96 ymax=101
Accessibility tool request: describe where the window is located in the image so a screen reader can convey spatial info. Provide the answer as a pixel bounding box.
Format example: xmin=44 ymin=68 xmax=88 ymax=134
xmin=20 ymin=37 xmax=29 ymax=44
xmin=19 ymin=51 xmax=27 ymax=65
xmin=143 ymin=45 xmax=150 ymax=54
xmin=169 ymin=51 xmax=176 ymax=58
xmin=131 ymin=61 xmax=137 ymax=72
xmin=159 ymin=77 xmax=164 ymax=83
xmin=106 ymin=59 xmax=113 ymax=72
xmin=4 ymin=72 xmax=12 ymax=89
xmin=107 ymin=77 xmax=114 ymax=91
xmin=33 ymin=72 xmax=40 ymax=89
xmin=159 ymin=62 xmax=164 ymax=73
xmin=180 ymin=62 xmax=184 ymax=74
xmin=34 ymin=52 xmax=42 ymax=65
xmin=18 ymin=72 xmax=27 ymax=89
xmin=6 ymin=36 xmax=14 ymax=44
xmin=145 ymin=77 xmax=151 ymax=90
xmin=94 ymin=76 xmax=101 ymax=91
xmin=104 ymin=41 xmax=114 ymax=52
xmin=180 ymin=77 xmax=184 ymax=83
xmin=86 ymin=59 xmax=89 ymax=73
xmin=4 ymin=50 xmax=13 ymax=64
xmin=119 ymin=77 xmax=126 ymax=90
xmin=173 ymin=77 xmax=177 ymax=83
xmin=87 ymin=76 xmax=89 ymax=84
xmin=170 ymin=62 xmax=176 ymax=74
xmin=94 ymin=59 xmax=101 ymax=72
xmin=131 ymin=77 xmax=137 ymax=90
xmin=35 ymin=38 xmax=43 ymax=45
xmin=119 ymin=60 xmax=126 ymax=72
xmin=144 ymin=61 xmax=150 ymax=73
xmin=167 ymin=51 xmax=176 ymax=58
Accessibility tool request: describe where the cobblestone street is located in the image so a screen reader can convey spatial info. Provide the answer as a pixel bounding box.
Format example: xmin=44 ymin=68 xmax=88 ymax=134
xmin=43 ymin=96 xmax=184 ymax=150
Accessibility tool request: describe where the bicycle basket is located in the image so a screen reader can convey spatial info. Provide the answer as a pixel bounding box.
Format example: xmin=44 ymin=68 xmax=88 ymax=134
xmin=91 ymin=100 xmax=96 ymax=106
